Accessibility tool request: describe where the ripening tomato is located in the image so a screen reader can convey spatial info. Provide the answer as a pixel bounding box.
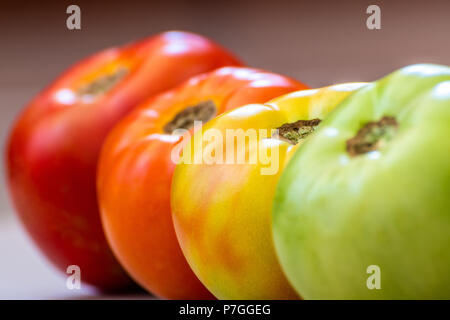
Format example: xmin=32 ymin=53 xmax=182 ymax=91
xmin=171 ymin=83 xmax=366 ymax=299
xmin=97 ymin=66 xmax=306 ymax=299
xmin=6 ymin=31 xmax=241 ymax=290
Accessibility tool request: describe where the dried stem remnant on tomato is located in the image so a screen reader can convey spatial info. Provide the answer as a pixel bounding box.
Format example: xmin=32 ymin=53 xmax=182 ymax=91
xmin=77 ymin=67 xmax=128 ymax=98
xmin=274 ymin=119 xmax=322 ymax=144
xmin=163 ymin=100 xmax=217 ymax=134
xmin=346 ymin=116 xmax=398 ymax=157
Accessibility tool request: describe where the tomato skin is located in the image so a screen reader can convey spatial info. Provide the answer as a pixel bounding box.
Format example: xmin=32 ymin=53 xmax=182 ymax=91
xmin=6 ymin=31 xmax=242 ymax=290
xmin=97 ymin=67 xmax=306 ymax=299
xmin=171 ymin=83 xmax=367 ymax=299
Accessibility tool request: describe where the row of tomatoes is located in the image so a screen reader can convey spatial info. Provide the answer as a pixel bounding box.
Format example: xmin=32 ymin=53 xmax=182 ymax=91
xmin=7 ymin=31 xmax=448 ymax=299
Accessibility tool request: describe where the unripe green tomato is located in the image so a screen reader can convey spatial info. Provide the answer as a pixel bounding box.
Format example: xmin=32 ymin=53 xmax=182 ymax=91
xmin=273 ymin=64 xmax=450 ymax=299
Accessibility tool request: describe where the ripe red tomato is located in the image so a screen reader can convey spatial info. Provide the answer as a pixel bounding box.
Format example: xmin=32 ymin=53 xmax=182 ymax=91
xmin=97 ymin=67 xmax=307 ymax=298
xmin=6 ymin=31 xmax=241 ymax=290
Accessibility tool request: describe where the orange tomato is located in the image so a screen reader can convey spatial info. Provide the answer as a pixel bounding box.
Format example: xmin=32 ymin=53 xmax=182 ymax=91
xmin=97 ymin=67 xmax=306 ymax=298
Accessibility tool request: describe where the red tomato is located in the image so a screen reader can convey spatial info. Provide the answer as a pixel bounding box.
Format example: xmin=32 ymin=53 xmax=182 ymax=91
xmin=6 ymin=31 xmax=241 ymax=290
xmin=97 ymin=66 xmax=307 ymax=299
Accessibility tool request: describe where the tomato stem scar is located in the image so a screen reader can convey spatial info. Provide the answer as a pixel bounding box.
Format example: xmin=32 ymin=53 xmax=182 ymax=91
xmin=163 ymin=100 xmax=217 ymax=133
xmin=77 ymin=67 xmax=128 ymax=99
xmin=274 ymin=119 xmax=321 ymax=144
xmin=346 ymin=116 xmax=398 ymax=157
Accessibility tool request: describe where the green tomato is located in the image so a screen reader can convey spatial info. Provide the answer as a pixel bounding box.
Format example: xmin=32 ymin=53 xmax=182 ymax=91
xmin=273 ymin=64 xmax=450 ymax=299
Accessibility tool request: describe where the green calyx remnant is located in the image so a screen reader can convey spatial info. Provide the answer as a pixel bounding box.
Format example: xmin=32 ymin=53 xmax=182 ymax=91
xmin=346 ymin=116 xmax=398 ymax=157
xmin=275 ymin=119 xmax=322 ymax=144
xmin=77 ymin=67 xmax=128 ymax=98
xmin=163 ymin=100 xmax=217 ymax=134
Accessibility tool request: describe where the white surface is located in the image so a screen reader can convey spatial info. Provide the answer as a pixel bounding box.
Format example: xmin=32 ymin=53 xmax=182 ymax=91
xmin=0 ymin=213 xmax=151 ymax=299
xmin=0 ymin=214 xmax=94 ymax=299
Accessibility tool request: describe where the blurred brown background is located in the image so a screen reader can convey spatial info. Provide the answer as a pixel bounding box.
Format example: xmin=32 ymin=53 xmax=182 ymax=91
xmin=0 ymin=0 xmax=449 ymax=298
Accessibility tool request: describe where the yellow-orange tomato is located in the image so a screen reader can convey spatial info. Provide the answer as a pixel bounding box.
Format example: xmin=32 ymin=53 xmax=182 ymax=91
xmin=171 ymin=83 xmax=367 ymax=299
xmin=97 ymin=67 xmax=306 ymax=299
